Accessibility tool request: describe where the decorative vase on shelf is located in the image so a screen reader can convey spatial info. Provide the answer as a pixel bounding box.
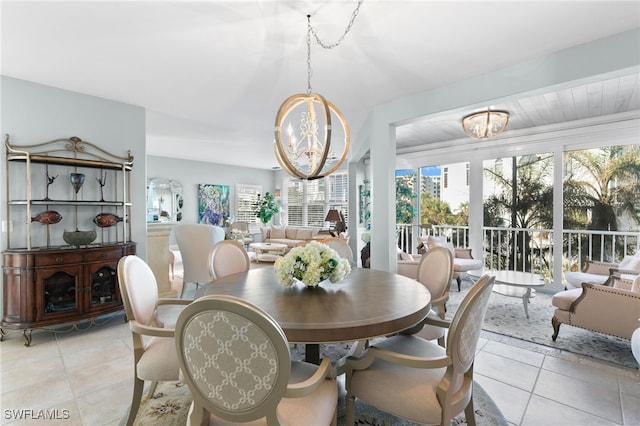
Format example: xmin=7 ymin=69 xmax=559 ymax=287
xmin=70 ymin=173 xmax=85 ymax=195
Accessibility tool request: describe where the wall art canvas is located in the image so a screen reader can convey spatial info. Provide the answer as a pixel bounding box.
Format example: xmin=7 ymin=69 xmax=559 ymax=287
xmin=198 ymin=184 xmax=230 ymax=226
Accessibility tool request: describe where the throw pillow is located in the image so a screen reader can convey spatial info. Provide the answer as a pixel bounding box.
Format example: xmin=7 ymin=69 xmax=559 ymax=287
xmin=619 ymin=255 xmax=640 ymax=272
xmin=285 ymin=226 xmax=298 ymax=239
xmin=270 ymin=226 xmax=286 ymax=239
xmin=399 ymin=251 xmax=414 ymax=261
xmin=260 ymin=226 xmax=270 ymax=241
xmin=426 ymin=236 xmax=456 ymax=257
xmin=297 ymin=228 xmax=314 ymax=240
xmin=426 ymin=236 xmax=447 ymax=249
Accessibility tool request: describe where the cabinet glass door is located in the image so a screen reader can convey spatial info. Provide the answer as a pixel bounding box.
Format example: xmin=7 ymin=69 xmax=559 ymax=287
xmin=89 ymin=265 xmax=118 ymax=307
xmin=43 ymin=270 xmax=80 ymax=315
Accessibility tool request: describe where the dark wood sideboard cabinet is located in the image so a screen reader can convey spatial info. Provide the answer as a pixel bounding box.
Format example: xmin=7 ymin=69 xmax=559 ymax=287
xmin=2 ymin=135 xmax=136 ymax=345
xmin=2 ymin=243 xmax=136 ymax=345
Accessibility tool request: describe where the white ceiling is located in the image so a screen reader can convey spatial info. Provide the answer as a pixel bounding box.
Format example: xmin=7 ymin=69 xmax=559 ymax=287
xmin=2 ymin=1 xmax=639 ymax=170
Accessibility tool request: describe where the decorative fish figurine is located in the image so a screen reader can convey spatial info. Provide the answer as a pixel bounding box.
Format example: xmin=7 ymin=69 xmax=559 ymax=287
xmin=93 ymin=213 xmax=123 ymax=228
xmin=31 ymin=210 xmax=62 ymax=225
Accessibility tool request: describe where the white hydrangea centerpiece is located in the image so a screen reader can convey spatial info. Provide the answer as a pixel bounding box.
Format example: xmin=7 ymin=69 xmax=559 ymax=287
xmin=274 ymin=241 xmax=351 ymax=287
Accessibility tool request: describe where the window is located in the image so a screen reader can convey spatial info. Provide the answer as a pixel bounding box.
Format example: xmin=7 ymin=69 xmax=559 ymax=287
xmin=284 ymin=180 xmax=303 ymax=226
xmin=307 ymin=179 xmax=326 ymax=226
xmin=235 ymin=184 xmax=261 ymax=223
xmin=443 ymin=167 xmax=449 ymax=188
xmin=282 ymin=172 xmax=348 ymax=227
xmin=327 ymin=173 xmax=349 ymax=223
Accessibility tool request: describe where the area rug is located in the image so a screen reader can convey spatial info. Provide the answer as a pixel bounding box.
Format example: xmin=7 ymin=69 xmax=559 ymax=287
xmin=446 ymin=282 xmax=638 ymax=369
xmin=123 ymin=379 xmax=506 ymax=426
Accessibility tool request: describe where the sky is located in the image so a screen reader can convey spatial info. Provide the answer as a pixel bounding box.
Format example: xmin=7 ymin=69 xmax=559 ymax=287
xmin=395 ymin=166 xmax=440 ymax=177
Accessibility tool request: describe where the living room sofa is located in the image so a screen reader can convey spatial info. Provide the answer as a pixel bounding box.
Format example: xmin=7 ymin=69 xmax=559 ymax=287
xmin=260 ymin=225 xmax=330 ymax=248
xmin=551 ymin=274 xmax=640 ymax=341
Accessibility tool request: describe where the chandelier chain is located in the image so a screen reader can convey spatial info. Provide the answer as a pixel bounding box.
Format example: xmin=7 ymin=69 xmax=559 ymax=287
xmin=306 ymin=0 xmax=364 ymax=95
xmin=309 ymin=0 xmax=363 ymax=50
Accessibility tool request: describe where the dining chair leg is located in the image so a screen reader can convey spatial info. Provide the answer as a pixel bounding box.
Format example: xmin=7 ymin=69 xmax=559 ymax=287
xmin=147 ymin=381 xmax=159 ymax=399
xmin=180 ymin=279 xmax=187 ymax=298
xmin=464 ymin=396 xmax=477 ymax=426
xmin=345 ymin=394 xmax=356 ymax=426
xmin=126 ymin=376 xmax=144 ymax=426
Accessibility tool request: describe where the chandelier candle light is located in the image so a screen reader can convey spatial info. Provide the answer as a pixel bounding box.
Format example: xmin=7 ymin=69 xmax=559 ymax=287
xmin=274 ymin=1 xmax=363 ymax=180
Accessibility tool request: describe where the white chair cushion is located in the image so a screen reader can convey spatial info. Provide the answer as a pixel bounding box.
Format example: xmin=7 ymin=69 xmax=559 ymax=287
xmin=137 ymin=336 xmax=181 ymax=381
xmin=453 ymin=258 xmax=483 ymax=272
xmin=551 ymin=288 xmax=582 ymax=310
xmin=349 ymin=336 xmax=446 ymax=425
xmin=564 ymin=271 xmax=609 ymax=289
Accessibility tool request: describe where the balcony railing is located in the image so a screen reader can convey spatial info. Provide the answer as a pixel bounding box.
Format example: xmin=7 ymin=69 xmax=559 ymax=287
xmin=396 ymin=223 xmax=639 ymax=282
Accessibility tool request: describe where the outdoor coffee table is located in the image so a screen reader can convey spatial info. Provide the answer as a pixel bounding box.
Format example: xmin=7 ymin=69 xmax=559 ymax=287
xmin=249 ymin=242 xmax=288 ymax=262
xmin=468 ymin=269 xmax=545 ymax=319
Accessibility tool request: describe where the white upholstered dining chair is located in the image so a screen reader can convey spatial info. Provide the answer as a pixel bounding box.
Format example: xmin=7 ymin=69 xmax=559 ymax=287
xmin=117 ymin=255 xmax=191 ymax=426
xmin=175 ymin=294 xmax=338 ymax=425
xmin=401 ymin=246 xmax=454 ymax=347
xmin=173 ymin=223 xmax=225 ymax=298
xmin=208 ymin=239 xmax=251 ymax=280
xmin=345 ymin=274 xmax=495 ymax=426
xmin=322 ymin=237 xmax=354 ymax=265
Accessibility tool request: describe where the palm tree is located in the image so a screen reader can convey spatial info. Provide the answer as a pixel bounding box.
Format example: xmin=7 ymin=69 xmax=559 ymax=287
xmin=483 ymin=154 xmax=554 ymax=271
xmin=564 ymin=145 xmax=640 ymax=231
xmin=564 ymin=145 xmax=640 ymax=262
xmin=396 ymin=173 xmax=416 ymax=224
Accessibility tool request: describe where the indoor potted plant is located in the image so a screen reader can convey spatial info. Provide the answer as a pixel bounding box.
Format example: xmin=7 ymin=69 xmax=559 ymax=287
xmin=255 ymin=192 xmax=280 ymax=225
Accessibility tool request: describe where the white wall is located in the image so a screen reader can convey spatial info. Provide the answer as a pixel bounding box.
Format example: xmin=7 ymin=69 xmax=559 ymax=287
xmin=0 ymin=76 xmax=147 ymax=257
xmin=147 ymin=155 xmax=276 ymax=226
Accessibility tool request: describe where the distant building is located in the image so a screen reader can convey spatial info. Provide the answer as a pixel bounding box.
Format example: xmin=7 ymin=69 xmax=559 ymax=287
xmin=439 ymin=163 xmax=470 ymax=214
xmin=421 ymin=175 xmax=441 ymax=199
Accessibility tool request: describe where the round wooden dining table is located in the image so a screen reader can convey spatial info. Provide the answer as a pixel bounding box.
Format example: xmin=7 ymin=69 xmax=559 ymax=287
xmin=195 ymin=266 xmax=431 ymax=364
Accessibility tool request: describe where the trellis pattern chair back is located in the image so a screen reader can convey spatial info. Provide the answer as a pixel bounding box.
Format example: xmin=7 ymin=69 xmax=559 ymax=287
xmin=174 ymin=223 xmax=225 ymax=298
xmin=208 ymin=240 xmax=251 ymax=280
xmin=117 ymin=255 xmax=188 ymax=426
xmin=175 ymin=295 xmax=338 ymax=425
xmin=345 ymin=274 xmax=495 ymax=426
xmin=322 ymin=237 xmax=354 ymax=265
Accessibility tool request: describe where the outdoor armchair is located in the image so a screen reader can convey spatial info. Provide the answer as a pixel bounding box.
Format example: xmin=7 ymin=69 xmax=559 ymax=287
xmin=564 ymin=253 xmax=640 ymax=290
xmin=417 ymin=236 xmax=483 ymax=291
xmin=552 ymin=273 xmax=640 ymax=341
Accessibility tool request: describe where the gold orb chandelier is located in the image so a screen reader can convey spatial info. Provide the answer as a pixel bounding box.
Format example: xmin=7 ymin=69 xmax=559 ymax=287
xmin=462 ymin=110 xmax=510 ymax=139
xmin=274 ymin=3 xmax=362 ymax=180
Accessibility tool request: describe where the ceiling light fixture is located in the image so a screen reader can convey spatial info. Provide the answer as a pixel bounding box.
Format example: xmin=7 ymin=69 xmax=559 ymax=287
xmin=274 ymin=1 xmax=363 ymax=180
xmin=462 ymin=110 xmax=510 ymax=139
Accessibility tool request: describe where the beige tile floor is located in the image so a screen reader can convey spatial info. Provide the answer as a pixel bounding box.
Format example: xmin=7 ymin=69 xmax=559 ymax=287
xmin=1 ymin=271 xmax=639 ymax=426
